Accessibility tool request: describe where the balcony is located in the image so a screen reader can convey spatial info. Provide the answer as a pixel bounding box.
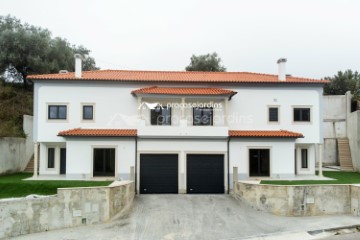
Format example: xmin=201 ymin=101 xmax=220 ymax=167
xmin=132 ymin=86 xmax=236 ymax=138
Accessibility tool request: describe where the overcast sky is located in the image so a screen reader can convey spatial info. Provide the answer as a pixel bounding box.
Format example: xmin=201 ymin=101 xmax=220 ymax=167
xmin=0 ymin=0 xmax=359 ymax=79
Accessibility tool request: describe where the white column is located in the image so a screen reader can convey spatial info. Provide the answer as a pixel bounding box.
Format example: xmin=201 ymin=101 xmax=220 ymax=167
xmin=33 ymin=142 xmax=39 ymax=178
xmin=233 ymin=166 xmax=238 ymax=183
xmin=130 ymin=166 xmax=135 ymax=181
xmin=318 ymin=144 xmax=323 ymax=177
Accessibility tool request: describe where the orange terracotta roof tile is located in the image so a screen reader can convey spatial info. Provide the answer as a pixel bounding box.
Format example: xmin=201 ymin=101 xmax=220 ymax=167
xmin=229 ymin=130 xmax=303 ymax=138
xmin=28 ymin=69 xmax=329 ymax=84
xmin=131 ymin=86 xmax=237 ymax=96
xmin=58 ymin=128 xmax=137 ymax=137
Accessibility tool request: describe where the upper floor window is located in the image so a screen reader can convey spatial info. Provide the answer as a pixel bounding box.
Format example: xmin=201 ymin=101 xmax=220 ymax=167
xmin=294 ymin=108 xmax=310 ymax=122
xmin=48 ymin=105 xmax=67 ymax=120
xmin=268 ymin=107 xmax=279 ymax=122
xmin=82 ymin=105 xmax=94 ymax=120
xmin=193 ymin=107 xmax=213 ymax=126
xmin=151 ymin=106 xmax=171 ymax=125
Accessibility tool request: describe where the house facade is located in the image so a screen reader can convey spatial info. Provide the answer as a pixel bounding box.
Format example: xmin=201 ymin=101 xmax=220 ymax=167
xmin=29 ymin=58 xmax=327 ymax=194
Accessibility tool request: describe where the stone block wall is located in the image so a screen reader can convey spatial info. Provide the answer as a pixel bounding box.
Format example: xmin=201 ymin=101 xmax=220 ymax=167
xmin=0 ymin=181 xmax=134 ymax=239
xmin=233 ymin=181 xmax=351 ymax=216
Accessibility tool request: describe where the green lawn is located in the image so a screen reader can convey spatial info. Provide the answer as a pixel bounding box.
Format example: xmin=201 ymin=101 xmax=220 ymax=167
xmin=261 ymin=171 xmax=360 ymax=185
xmin=0 ymin=173 xmax=112 ymax=199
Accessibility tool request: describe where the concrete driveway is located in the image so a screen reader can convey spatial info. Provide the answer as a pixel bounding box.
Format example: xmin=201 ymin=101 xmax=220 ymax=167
xmin=13 ymin=195 xmax=360 ymax=240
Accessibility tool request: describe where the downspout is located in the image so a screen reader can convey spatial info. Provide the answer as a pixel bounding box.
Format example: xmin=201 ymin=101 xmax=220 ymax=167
xmin=134 ymin=136 xmax=138 ymax=194
xmin=227 ymin=137 xmax=230 ymax=194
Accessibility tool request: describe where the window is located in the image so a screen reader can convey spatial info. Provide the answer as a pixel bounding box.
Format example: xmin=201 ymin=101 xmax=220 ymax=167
xmin=48 ymin=105 xmax=67 ymax=120
xmin=301 ymin=149 xmax=308 ymax=168
xmin=193 ymin=107 xmax=213 ymax=126
xmin=93 ymin=148 xmax=115 ymax=177
xmin=48 ymin=148 xmax=55 ymax=168
xmin=268 ymin=107 xmax=279 ymax=122
xmin=294 ymin=108 xmax=310 ymax=122
xmin=249 ymin=149 xmax=270 ymax=177
xmin=150 ymin=106 xmax=171 ymax=125
xmin=82 ymin=105 xmax=94 ymax=120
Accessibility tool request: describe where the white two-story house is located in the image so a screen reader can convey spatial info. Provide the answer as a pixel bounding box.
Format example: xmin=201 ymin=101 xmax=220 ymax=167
xmin=28 ymin=57 xmax=327 ymax=194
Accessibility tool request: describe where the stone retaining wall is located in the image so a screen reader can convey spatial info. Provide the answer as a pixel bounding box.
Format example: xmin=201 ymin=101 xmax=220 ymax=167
xmin=0 ymin=115 xmax=34 ymax=175
xmin=0 ymin=181 xmax=134 ymax=239
xmin=232 ymin=181 xmax=359 ymax=216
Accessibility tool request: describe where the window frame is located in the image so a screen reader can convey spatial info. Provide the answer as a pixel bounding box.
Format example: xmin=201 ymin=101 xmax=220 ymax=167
xmin=193 ymin=107 xmax=214 ymax=126
xmin=301 ymin=148 xmax=308 ymax=169
xmin=92 ymin=147 xmax=117 ymax=177
xmin=293 ymin=107 xmax=311 ymax=123
xmin=268 ymin=106 xmax=279 ymax=123
xmin=47 ymin=147 xmax=55 ymax=169
xmin=46 ymin=103 xmax=69 ymax=121
xmin=248 ymin=147 xmax=271 ymax=178
xmin=48 ymin=105 xmax=67 ymax=120
xmin=81 ymin=103 xmax=95 ymax=121
xmin=150 ymin=106 xmax=172 ymax=126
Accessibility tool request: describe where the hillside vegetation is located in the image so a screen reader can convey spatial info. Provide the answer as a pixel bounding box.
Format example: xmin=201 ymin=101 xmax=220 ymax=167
xmin=0 ymin=82 xmax=33 ymax=137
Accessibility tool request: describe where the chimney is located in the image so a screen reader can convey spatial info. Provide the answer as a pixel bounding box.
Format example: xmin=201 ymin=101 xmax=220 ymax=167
xmin=74 ymin=54 xmax=83 ymax=78
xmin=277 ymin=58 xmax=287 ymax=81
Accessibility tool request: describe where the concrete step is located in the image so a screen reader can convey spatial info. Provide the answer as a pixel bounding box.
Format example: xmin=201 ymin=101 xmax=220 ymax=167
xmin=337 ymin=138 xmax=353 ymax=172
xmin=23 ymin=155 xmax=35 ymax=173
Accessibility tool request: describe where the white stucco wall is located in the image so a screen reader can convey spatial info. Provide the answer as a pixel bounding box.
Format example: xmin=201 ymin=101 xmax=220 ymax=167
xmin=347 ymin=111 xmax=360 ymax=171
xmin=229 ymin=139 xmax=297 ymax=182
xmin=39 ymin=138 xmax=135 ymax=179
xmin=34 ymin=80 xmax=323 ymax=180
xmin=34 ymin=81 xmax=323 ymax=144
xmin=227 ymin=86 xmax=323 ymax=144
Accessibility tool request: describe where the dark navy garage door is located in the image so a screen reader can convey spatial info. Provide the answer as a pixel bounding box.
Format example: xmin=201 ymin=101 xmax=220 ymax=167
xmin=140 ymin=154 xmax=178 ymax=194
xmin=187 ymin=154 xmax=224 ymax=194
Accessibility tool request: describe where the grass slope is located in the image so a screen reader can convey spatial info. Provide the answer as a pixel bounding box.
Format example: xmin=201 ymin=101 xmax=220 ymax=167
xmin=0 ymin=83 xmax=33 ymax=137
xmin=0 ymin=173 xmax=112 ymax=199
xmin=261 ymin=171 xmax=360 ymax=185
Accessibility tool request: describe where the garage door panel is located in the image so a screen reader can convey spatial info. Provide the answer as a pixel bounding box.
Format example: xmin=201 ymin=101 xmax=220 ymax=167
xmin=187 ymin=154 xmax=224 ymax=194
xmin=140 ymin=154 xmax=178 ymax=194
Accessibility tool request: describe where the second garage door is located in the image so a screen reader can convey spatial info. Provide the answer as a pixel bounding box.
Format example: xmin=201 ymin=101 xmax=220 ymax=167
xmin=187 ymin=154 xmax=225 ymax=194
xmin=140 ymin=154 xmax=178 ymax=194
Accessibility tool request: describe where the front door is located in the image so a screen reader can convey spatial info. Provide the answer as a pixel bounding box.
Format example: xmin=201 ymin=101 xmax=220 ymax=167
xmin=60 ymin=148 xmax=66 ymax=175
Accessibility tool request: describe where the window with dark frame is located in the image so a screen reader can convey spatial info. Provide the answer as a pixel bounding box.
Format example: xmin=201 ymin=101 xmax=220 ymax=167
xmin=249 ymin=149 xmax=270 ymax=177
xmin=269 ymin=107 xmax=279 ymax=122
xmin=48 ymin=105 xmax=67 ymax=120
xmin=193 ymin=107 xmax=213 ymax=126
xmin=83 ymin=105 xmax=94 ymax=120
xmin=301 ymin=148 xmax=308 ymax=168
xmin=48 ymin=147 xmax=55 ymax=168
xmin=294 ymin=108 xmax=310 ymax=122
xmin=150 ymin=106 xmax=171 ymax=125
xmin=93 ymin=148 xmax=115 ymax=177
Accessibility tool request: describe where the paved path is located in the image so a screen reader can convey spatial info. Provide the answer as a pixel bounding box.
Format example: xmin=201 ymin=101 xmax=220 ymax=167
xmin=12 ymin=195 xmax=360 ymax=240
